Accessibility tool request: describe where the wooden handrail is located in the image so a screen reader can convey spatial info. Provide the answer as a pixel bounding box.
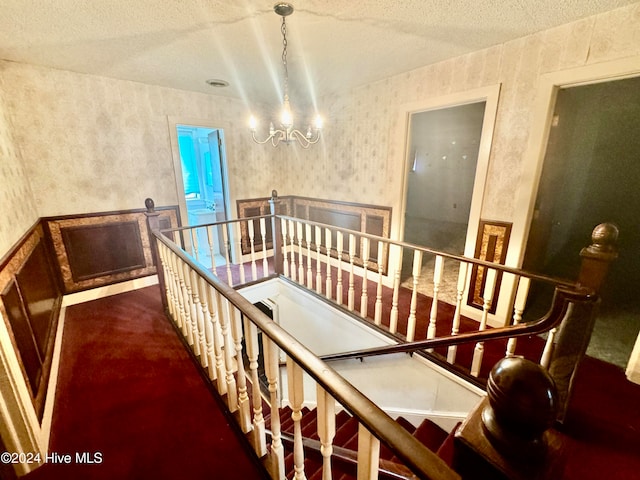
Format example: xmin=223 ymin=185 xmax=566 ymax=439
xmin=320 ymin=286 xmax=594 ymax=362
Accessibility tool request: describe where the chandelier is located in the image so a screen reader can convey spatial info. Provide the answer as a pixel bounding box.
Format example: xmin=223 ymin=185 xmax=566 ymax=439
xmin=249 ymin=3 xmax=322 ymax=148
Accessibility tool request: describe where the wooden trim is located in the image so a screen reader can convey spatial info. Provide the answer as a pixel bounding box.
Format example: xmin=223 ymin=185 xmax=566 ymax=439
xmin=0 ymin=224 xmax=61 ymax=420
xmin=467 ymin=220 xmax=512 ymax=313
xmin=44 ymin=206 xmax=179 ymax=293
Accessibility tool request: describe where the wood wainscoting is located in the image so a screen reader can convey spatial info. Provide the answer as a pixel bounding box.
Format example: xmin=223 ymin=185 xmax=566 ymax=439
xmin=0 ymin=223 xmax=61 ymax=419
xmin=44 ymin=206 xmax=179 ymax=294
xmin=237 ymin=195 xmax=392 ymax=273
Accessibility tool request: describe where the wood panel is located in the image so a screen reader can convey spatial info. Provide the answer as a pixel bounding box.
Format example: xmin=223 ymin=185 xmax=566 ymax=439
xmin=62 ymin=221 xmax=146 ymax=282
xmin=0 ymin=223 xmax=61 ymax=420
xmin=45 ymin=206 xmax=179 ymax=293
xmin=467 ymin=220 xmax=512 ymax=313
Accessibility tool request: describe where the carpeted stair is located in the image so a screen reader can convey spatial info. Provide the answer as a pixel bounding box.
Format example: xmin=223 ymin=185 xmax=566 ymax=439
xmin=264 ymin=406 xmax=454 ymax=480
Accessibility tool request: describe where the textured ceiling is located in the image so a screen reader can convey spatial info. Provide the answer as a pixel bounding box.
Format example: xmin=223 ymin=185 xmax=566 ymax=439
xmin=0 ymin=1 xmax=636 ymax=105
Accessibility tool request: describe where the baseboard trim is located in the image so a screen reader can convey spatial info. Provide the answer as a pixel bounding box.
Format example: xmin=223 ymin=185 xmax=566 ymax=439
xmin=62 ymin=275 xmax=159 ymax=307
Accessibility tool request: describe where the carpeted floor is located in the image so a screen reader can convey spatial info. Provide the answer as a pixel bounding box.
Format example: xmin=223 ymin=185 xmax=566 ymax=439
xmin=24 ymin=286 xmax=268 ymax=480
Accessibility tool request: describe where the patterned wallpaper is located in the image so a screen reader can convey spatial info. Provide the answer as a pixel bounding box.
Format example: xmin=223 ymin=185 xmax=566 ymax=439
xmin=276 ymin=3 xmax=640 ymax=233
xmin=1 ymin=3 xmax=639 ymax=257
xmin=0 ymin=80 xmax=38 ymax=256
xmin=0 ymin=61 xmax=283 ymax=222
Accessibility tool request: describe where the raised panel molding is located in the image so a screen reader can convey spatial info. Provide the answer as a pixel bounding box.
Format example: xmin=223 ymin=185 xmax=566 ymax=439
xmin=45 ymin=206 xmax=179 ymax=294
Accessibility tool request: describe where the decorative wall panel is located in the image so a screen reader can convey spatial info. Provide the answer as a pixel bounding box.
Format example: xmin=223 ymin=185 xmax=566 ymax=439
xmin=467 ymin=220 xmax=512 ymax=313
xmin=45 ymin=206 xmax=179 ymax=293
xmin=0 ymin=224 xmax=61 ymax=419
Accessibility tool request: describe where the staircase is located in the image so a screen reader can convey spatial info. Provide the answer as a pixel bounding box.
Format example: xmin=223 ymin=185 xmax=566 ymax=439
xmin=265 ymin=406 xmax=456 ymax=480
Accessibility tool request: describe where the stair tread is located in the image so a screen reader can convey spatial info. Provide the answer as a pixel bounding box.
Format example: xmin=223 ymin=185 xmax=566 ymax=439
xmin=334 ymin=417 xmax=360 ymax=446
xmin=412 ymin=418 xmax=449 ymax=452
xmin=379 ymin=416 xmax=417 ymax=460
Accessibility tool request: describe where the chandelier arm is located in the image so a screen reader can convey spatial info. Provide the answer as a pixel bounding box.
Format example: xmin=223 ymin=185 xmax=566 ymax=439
xmin=288 ymin=129 xmax=319 ymax=149
xmin=251 ymin=130 xmax=278 ymax=145
xmin=291 ymin=128 xmax=321 ymax=146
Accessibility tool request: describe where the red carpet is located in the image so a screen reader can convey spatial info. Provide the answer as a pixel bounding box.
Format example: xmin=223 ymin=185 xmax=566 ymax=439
xmin=25 ymin=286 xmax=268 ymax=480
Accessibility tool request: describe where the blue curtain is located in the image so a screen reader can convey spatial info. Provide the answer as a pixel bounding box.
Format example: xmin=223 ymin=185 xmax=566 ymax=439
xmin=179 ymin=134 xmax=199 ymax=195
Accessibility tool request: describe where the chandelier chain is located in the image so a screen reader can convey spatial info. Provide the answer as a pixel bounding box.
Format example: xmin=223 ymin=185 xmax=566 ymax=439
xmin=281 ymin=16 xmax=289 ymax=99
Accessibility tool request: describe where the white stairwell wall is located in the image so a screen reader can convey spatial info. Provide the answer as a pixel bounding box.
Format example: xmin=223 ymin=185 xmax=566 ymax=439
xmin=240 ymin=279 xmax=484 ymax=432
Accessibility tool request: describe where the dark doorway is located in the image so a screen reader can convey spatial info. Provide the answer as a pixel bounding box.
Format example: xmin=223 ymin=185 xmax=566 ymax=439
xmin=523 ymin=76 xmax=640 ymax=367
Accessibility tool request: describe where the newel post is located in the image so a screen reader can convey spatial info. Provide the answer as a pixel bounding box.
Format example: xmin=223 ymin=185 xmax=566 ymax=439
xmin=144 ymin=198 xmax=168 ymax=311
xmin=548 ymin=223 xmax=618 ymax=422
xmin=268 ymin=190 xmax=284 ymax=276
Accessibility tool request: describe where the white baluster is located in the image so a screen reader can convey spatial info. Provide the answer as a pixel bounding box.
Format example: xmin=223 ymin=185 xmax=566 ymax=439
xmin=325 ymin=228 xmax=333 ymax=300
xmin=222 ymin=223 xmax=233 ymax=285
xmin=506 ymin=277 xmax=530 ymax=357
xmin=190 ymin=228 xmax=200 ymax=262
xmin=243 ymin=317 xmax=266 ymax=456
xmin=218 ymin=294 xmax=238 ymax=410
xmin=248 ymin=219 xmax=258 ymax=280
xmin=306 ymin=223 xmax=313 ymax=289
xmin=336 ymin=232 xmax=344 ymax=305
xmin=317 ymin=385 xmax=336 ymax=480
xmin=190 ymin=268 xmax=207 ymax=366
xmin=315 ymin=225 xmax=323 ymax=295
xmin=541 ymin=324 xmax=562 ymax=368
xmin=230 ymin=305 xmax=251 ymax=432
xmin=406 ymin=249 xmax=423 ymax=342
xmin=260 ymin=217 xmax=269 ymax=277
xmin=237 ymin=221 xmax=246 ymax=284
xmin=297 ymin=221 xmax=305 ymax=284
xmin=185 ymin=264 xmax=202 ymax=357
xmin=286 ymin=358 xmax=306 ymax=480
xmin=171 ymin=252 xmax=187 ymax=335
xmin=289 ymin=219 xmax=298 ymax=282
xmin=360 ymin=237 xmax=370 ymax=318
xmin=427 ymin=255 xmax=444 ymax=346
xmin=199 ymin=276 xmax=216 ymax=380
xmin=206 ymin=225 xmax=217 ymax=275
xmin=389 ymin=246 xmax=403 ymax=334
xmin=207 ymin=285 xmax=227 ymax=395
xmin=357 ymin=424 xmax=380 ymax=480
xmin=281 ymin=219 xmax=290 ymax=278
xmin=158 ymin=245 xmax=177 ymax=322
xmin=263 ymin=336 xmax=285 ymax=480
xmin=471 ymin=267 xmax=497 ymax=377
xmin=348 ymin=234 xmax=356 ymax=311
xmin=448 ymin=262 xmax=469 ymax=363
xmin=179 ymin=261 xmax=196 ymax=349
xmin=374 ymin=240 xmax=384 ymax=326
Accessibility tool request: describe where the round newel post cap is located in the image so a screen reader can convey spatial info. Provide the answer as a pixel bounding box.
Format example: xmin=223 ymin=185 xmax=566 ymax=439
xmin=482 ymin=357 xmax=558 ymax=459
xmin=584 ymin=222 xmax=619 ymax=256
xmin=145 ymin=198 xmax=155 ymax=212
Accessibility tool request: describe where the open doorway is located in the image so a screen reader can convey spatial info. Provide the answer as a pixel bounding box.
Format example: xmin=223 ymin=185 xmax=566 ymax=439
xmin=523 ymin=75 xmax=640 ymax=367
xmin=170 ymin=122 xmax=230 ymax=269
xmin=403 ymin=102 xmax=486 ymax=254
xmin=397 ymin=87 xmax=500 ymax=310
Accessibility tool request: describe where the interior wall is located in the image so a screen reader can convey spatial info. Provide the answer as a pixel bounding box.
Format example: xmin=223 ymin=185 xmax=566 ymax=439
xmin=276 ymin=3 xmax=640 ymax=244
xmin=0 ymin=79 xmax=38 ymax=256
xmin=0 ymin=61 xmax=284 ymax=222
